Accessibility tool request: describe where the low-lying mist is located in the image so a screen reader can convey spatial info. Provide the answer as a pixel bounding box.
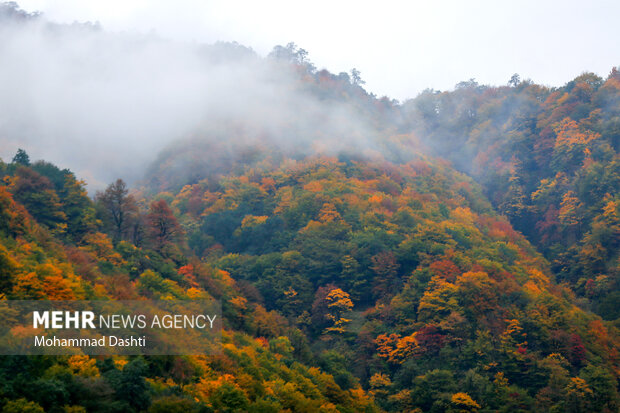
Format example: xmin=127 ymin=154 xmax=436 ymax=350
xmin=0 ymin=3 xmax=386 ymax=191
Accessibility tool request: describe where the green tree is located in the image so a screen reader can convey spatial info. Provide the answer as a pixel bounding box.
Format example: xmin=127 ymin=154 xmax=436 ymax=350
xmin=11 ymin=148 xmax=30 ymax=166
xmin=209 ymin=382 xmax=250 ymax=413
xmin=113 ymin=358 xmax=151 ymax=412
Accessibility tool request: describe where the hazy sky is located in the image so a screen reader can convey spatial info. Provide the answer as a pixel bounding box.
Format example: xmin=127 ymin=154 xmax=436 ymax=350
xmin=17 ymin=0 xmax=620 ymax=101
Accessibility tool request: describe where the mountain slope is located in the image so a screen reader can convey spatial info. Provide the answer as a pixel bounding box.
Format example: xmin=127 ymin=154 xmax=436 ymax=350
xmin=158 ymin=154 xmax=619 ymax=412
xmin=0 ymin=158 xmax=379 ymax=412
xmin=402 ymin=70 xmax=620 ymax=322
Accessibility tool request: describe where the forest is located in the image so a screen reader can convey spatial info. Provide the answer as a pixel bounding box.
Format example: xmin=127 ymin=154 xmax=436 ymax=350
xmin=0 ymin=2 xmax=619 ymax=412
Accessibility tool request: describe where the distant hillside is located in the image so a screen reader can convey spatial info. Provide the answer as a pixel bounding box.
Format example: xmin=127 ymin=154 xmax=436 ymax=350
xmin=402 ymin=70 xmax=620 ymax=321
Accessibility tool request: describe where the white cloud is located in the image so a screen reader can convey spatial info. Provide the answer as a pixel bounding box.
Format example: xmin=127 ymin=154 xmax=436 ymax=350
xmin=16 ymin=0 xmax=620 ymax=100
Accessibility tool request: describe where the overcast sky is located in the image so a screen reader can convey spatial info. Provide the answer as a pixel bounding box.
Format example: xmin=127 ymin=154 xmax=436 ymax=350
xmin=16 ymin=0 xmax=620 ymax=101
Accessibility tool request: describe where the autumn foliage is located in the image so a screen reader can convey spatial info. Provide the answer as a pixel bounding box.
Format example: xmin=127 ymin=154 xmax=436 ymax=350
xmin=0 ymin=60 xmax=619 ymax=411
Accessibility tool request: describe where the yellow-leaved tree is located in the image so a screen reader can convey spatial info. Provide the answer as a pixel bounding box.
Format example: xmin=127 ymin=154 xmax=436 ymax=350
xmin=324 ymin=288 xmax=353 ymax=334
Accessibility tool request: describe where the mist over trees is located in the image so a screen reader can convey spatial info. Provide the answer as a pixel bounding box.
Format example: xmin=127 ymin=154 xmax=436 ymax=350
xmin=0 ymin=2 xmax=384 ymax=190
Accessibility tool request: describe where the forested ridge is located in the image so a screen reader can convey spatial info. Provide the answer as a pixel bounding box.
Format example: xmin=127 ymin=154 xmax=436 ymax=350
xmin=0 ymin=2 xmax=619 ymax=412
xmin=402 ymin=71 xmax=620 ymax=321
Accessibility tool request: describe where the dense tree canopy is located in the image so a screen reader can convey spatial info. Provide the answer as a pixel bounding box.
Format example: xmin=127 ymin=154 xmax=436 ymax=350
xmin=0 ymin=26 xmax=618 ymax=409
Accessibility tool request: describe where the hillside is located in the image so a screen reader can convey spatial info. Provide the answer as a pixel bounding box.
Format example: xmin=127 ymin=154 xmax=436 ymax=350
xmin=2 ymin=149 xmax=618 ymax=411
xmin=0 ymin=158 xmax=378 ymax=412
xmin=159 ymin=154 xmax=619 ymax=412
xmin=0 ymin=3 xmax=618 ymax=411
xmin=402 ymin=71 xmax=620 ymax=321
